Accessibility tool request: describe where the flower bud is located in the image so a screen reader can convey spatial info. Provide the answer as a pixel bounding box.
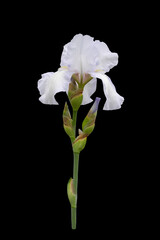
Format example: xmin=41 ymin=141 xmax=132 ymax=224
xmin=72 ymin=130 xmax=87 ymax=153
xmin=68 ymin=78 xmax=83 ymax=111
xmin=67 ymin=178 xmax=77 ymax=208
xmin=82 ymin=97 xmax=101 ymax=136
xmin=63 ymin=102 xmax=74 ymax=141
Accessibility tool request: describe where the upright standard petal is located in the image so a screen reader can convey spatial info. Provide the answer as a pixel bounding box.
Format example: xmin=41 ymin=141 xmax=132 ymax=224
xmin=37 ymin=70 xmax=71 ymax=104
xmin=60 ymin=34 xmax=83 ymax=73
xmin=60 ymin=34 xmax=95 ymax=74
xmin=60 ymin=34 xmax=118 ymax=75
xmin=91 ymin=72 xmax=124 ymax=110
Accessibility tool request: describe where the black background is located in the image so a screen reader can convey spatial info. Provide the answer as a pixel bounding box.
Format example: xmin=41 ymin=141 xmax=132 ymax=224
xmin=4 ymin=1 xmax=154 ymax=238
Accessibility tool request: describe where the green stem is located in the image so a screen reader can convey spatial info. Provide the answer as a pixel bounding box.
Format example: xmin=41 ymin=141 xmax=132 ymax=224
xmin=73 ymin=152 xmax=79 ymax=193
xmin=71 ymin=110 xmax=79 ymax=230
xmin=71 ymin=152 xmax=79 ymax=229
xmin=72 ymin=110 xmax=77 ymax=139
xmin=71 ymin=207 xmax=76 ymax=229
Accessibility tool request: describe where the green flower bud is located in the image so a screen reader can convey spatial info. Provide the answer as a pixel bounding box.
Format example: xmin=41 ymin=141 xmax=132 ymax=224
xmin=82 ymin=97 xmax=101 ymax=136
xmin=63 ymin=102 xmax=74 ymax=141
xmin=68 ymin=78 xmax=83 ymax=111
xmin=72 ymin=130 xmax=87 ymax=153
xmin=67 ymin=178 xmax=77 ymax=208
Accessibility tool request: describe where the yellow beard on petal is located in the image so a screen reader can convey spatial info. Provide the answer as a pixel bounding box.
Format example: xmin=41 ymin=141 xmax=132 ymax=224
xmin=61 ymin=66 xmax=68 ymax=70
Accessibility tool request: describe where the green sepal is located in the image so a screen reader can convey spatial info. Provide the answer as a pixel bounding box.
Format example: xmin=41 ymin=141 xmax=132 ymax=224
xmin=63 ymin=125 xmax=75 ymax=142
xmin=67 ymin=178 xmax=77 ymax=208
xmin=82 ymin=122 xmax=95 ymax=135
xmin=82 ymin=115 xmax=96 ymax=136
xmin=72 ymin=131 xmax=87 ymax=153
xmin=68 ymin=79 xmax=83 ymax=111
xmin=63 ymin=102 xmax=74 ymax=140
xmin=82 ymin=97 xmax=101 ymax=136
xmin=70 ymin=94 xmax=83 ymax=111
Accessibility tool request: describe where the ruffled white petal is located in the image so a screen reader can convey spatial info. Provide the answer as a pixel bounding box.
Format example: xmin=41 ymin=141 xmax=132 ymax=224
xmin=82 ymin=78 xmax=97 ymax=105
xmin=94 ymin=40 xmax=118 ymax=72
xmin=91 ymin=72 xmax=124 ymax=110
xmin=60 ymin=34 xmax=118 ymax=75
xmin=37 ymin=70 xmax=71 ymax=104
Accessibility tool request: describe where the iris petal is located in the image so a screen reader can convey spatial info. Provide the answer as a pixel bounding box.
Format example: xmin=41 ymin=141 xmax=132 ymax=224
xmin=91 ymin=72 xmax=124 ymax=110
xmin=82 ymin=78 xmax=97 ymax=105
xmin=37 ymin=70 xmax=72 ymax=104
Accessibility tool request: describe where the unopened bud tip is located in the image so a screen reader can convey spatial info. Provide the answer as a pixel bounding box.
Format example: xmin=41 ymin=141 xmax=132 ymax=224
xmin=91 ymin=97 xmax=101 ymax=113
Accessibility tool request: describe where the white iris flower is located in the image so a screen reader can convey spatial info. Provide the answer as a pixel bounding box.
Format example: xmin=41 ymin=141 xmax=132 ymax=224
xmin=38 ymin=34 xmax=124 ymax=110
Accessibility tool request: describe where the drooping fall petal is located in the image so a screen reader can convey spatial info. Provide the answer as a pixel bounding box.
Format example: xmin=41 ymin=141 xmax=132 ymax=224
xmin=82 ymin=78 xmax=97 ymax=105
xmin=37 ymin=70 xmax=72 ymax=104
xmin=91 ymin=72 xmax=124 ymax=110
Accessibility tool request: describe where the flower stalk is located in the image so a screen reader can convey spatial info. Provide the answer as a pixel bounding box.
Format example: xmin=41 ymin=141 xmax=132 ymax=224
xmin=64 ymin=89 xmax=80 ymax=228
xmin=71 ymin=152 xmax=79 ymax=229
xmin=65 ymin=97 xmax=101 ymax=229
xmin=70 ymin=108 xmax=80 ymax=229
